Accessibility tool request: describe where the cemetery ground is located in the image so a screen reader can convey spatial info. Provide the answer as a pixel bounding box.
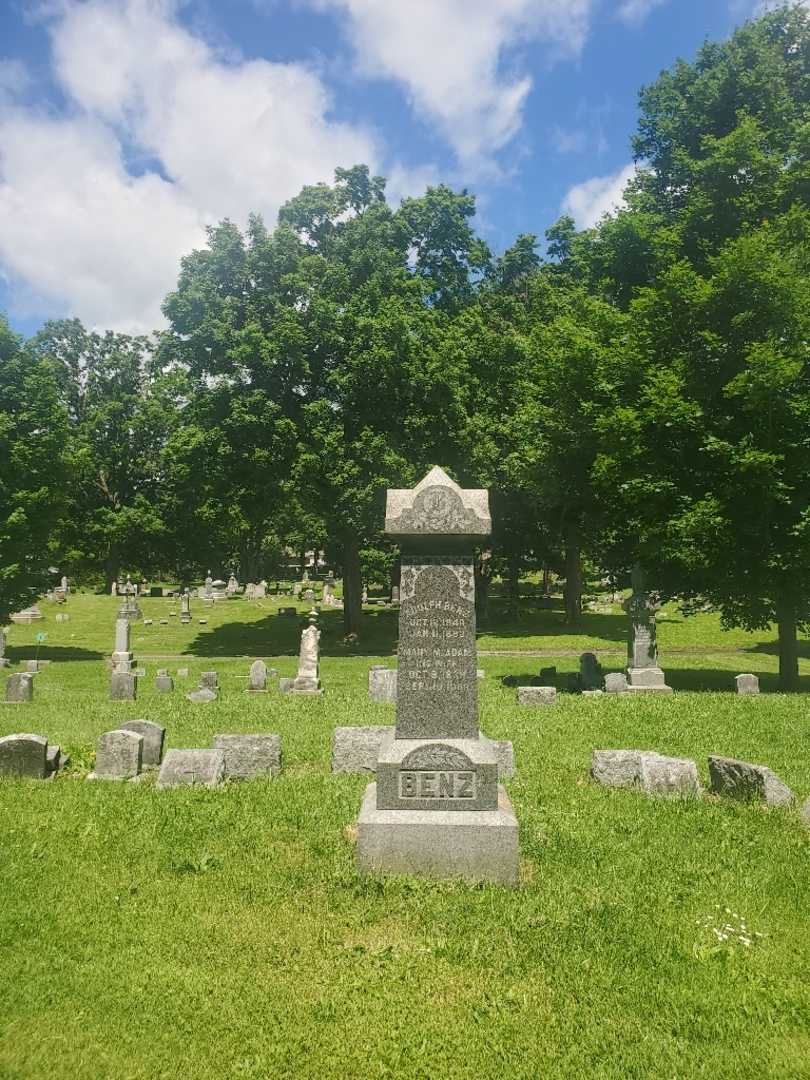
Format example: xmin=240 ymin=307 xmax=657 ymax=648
xmin=1 ymin=595 xmax=809 ymax=1078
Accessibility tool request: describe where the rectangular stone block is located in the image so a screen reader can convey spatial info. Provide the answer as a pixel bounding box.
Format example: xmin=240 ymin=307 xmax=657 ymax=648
xmin=368 ymin=667 xmax=397 ymax=702
xmin=0 ymin=733 xmax=47 ymax=777
xmin=626 ymin=667 xmax=673 ymax=693
xmin=120 ymin=719 xmax=165 ymax=768
xmin=155 ymin=675 xmax=174 ymax=693
xmin=211 ymin=734 xmax=282 ymax=779
xmin=591 ymin=748 xmax=655 ymax=788
xmin=332 ymin=725 xmax=394 ymax=773
xmin=156 ymin=749 xmax=226 ymax=789
xmin=200 ymin=671 xmax=219 ymax=690
xmin=375 ymin=734 xmax=498 ymax=812
xmin=604 ymin=672 xmax=628 ymax=694
xmin=708 ymin=755 xmax=794 ymax=806
xmin=735 ymin=674 xmax=760 ymax=695
xmin=5 ymin=673 xmax=34 ymax=703
xmin=93 ymin=729 xmax=142 ymax=780
xmin=517 ymin=685 xmax=556 ymax=706
xmin=357 ymin=782 xmax=518 ymax=886
xmin=639 ymin=754 xmax=701 ymax=799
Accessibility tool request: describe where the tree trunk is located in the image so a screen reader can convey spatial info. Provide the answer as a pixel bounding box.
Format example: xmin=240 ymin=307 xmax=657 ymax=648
xmin=474 ymin=557 xmax=491 ymax=621
xmin=342 ymin=534 xmax=363 ymax=638
xmin=563 ymin=525 xmax=582 ymax=626
xmin=542 ymin=567 xmax=550 ymax=595
xmin=507 ymin=556 xmax=520 ymax=617
xmin=299 ymin=549 xmax=307 ymax=578
xmin=105 ymin=551 xmax=119 ymax=594
xmin=777 ymin=601 xmax=799 ymax=692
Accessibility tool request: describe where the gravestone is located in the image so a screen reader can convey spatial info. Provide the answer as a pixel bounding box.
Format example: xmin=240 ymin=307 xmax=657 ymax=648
xmin=604 ymin=672 xmax=628 ymax=694
xmin=211 ymin=734 xmax=282 ymax=779
xmin=204 ymin=571 xmax=214 ymax=599
xmin=303 ymin=588 xmax=315 ymax=603
xmin=0 ymin=733 xmax=47 ymax=777
xmin=186 ymin=687 xmax=217 ymax=704
xmin=334 ymin=725 xmax=516 ymax=780
xmin=120 ymin=719 xmax=165 ymax=767
xmin=111 ymin=617 xmax=134 ymax=672
xmin=580 ymin=652 xmax=602 ymax=691
xmin=286 ymin=612 xmax=322 ymax=694
xmin=708 ymin=755 xmax=794 ymax=806
xmin=91 ymin=729 xmax=143 ymax=780
xmin=639 ymin=754 xmax=701 ymax=799
xmin=518 ymin=686 xmax=556 ymax=706
xmin=200 ymin=671 xmax=219 ymax=691
xmin=0 ymin=627 xmax=9 ymax=667
xmin=177 ymin=667 xmax=189 ymax=678
xmin=356 ymin=467 xmax=518 ymax=885
xmin=156 ymin=749 xmax=226 ymax=789
xmin=591 ymin=748 xmax=661 ymax=788
xmin=5 ymin=673 xmax=34 ymax=703
xmin=155 ymin=673 xmax=174 ymax=693
xmin=247 ymin=660 xmax=268 ymax=693
xmin=254 ymin=581 xmax=267 ymax=599
xmin=623 ymin=565 xmax=672 ymax=693
xmin=227 ymin=575 xmax=238 ymax=596
xmin=25 ymin=660 xmax=41 ymax=673
xmin=10 ymin=606 xmax=43 ymax=624
xmin=180 ymin=589 xmax=192 ymax=625
xmin=110 ymin=671 xmax=137 ymax=701
xmin=368 ymin=667 xmax=397 ymax=702
xmin=735 ymin=673 xmax=760 ymax=696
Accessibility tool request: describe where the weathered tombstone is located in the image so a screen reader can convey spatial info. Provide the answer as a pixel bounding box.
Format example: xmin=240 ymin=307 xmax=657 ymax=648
xmin=254 ymin=580 xmax=267 ymax=599
xmin=591 ymin=748 xmax=659 ymax=788
xmin=517 ymin=685 xmax=556 ymax=706
xmin=156 ymin=749 xmax=226 ymax=789
xmin=155 ymin=673 xmax=174 ymax=693
xmin=604 ymin=672 xmax=628 ymax=694
xmin=200 ymin=671 xmax=219 ymax=691
xmin=278 ymin=677 xmax=294 ymax=694
xmin=0 ymin=627 xmax=9 ymax=667
xmin=361 ymin=585 xmax=368 ymax=605
xmin=247 ymin=660 xmax=268 ymax=693
xmin=580 ymin=652 xmax=602 ymax=691
xmin=285 ymin=612 xmax=323 ymax=694
xmin=211 ymin=734 xmax=282 ymax=779
xmin=91 ymin=729 xmax=143 ymax=780
xmin=5 ymin=673 xmax=33 ymax=703
xmin=111 ymin=617 xmax=134 ymax=672
xmin=110 ymin=671 xmax=137 ymax=701
xmin=0 ymin=733 xmax=47 ymax=777
xmin=10 ymin=606 xmax=43 ymax=623
xmin=25 ymin=660 xmax=41 ymax=673
xmin=120 ymin=719 xmax=165 ymax=767
xmin=118 ymin=575 xmax=142 ymax=620
xmin=303 ymin=588 xmax=315 ymax=603
xmin=180 ymin=588 xmax=192 ymax=625
xmin=639 ymin=754 xmax=701 ymax=799
xmin=186 ymin=687 xmax=217 ymax=704
xmin=61 ymin=574 xmax=69 ymax=595
xmin=708 ymin=755 xmax=794 ymax=806
xmin=204 ymin=571 xmax=214 ymax=599
xmin=227 ymin=574 xmax=238 ymax=596
xmin=177 ymin=667 xmax=190 ymax=678
xmin=623 ymin=565 xmax=672 ymax=693
xmin=368 ymin=667 xmax=397 ymax=703
xmin=356 ymin=467 xmax=518 ymax=885
xmin=334 ymin=725 xmax=516 ymax=780
xmin=391 ymin=586 xmax=400 ymax=604
xmin=735 ymin=673 xmax=760 ymax=696
xmin=111 ymin=579 xmax=118 ymax=597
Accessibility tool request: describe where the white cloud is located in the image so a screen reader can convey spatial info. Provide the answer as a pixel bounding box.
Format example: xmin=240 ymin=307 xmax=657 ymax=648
xmin=617 ymin=0 xmax=670 ymax=25
xmin=310 ymin=0 xmax=594 ymax=166
xmin=0 ymin=0 xmax=384 ymax=331
xmin=562 ymin=163 xmax=636 ymax=228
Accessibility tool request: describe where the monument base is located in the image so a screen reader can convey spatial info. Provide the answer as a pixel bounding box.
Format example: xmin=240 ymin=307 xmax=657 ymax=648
xmin=626 ymin=667 xmax=673 ymax=693
xmin=356 ymin=782 xmax=519 ymax=886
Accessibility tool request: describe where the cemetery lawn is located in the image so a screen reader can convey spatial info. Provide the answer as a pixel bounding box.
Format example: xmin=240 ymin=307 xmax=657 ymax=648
xmin=1 ymin=596 xmax=810 ymax=1078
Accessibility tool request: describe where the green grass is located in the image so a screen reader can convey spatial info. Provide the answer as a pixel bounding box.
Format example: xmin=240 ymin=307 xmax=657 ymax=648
xmin=1 ymin=596 xmax=810 ymax=1078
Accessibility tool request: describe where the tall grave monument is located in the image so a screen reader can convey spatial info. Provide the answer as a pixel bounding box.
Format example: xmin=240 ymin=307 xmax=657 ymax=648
xmin=356 ymin=467 xmax=519 ymax=885
xmin=623 ymin=564 xmax=672 ymax=693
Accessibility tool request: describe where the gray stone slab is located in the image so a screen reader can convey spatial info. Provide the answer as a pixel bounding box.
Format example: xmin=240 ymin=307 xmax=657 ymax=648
xmin=5 ymin=673 xmax=33 ymax=703
xmin=46 ymin=743 xmax=68 ymax=775
xmin=626 ymin=667 xmax=673 ymax=693
xmin=591 ymin=749 xmax=657 ymax=788
xmin=0 ymin=733 xmax=47 ymax=777
xmin=735 ymin=674 xmax=760 ymax=695
xmin=177 ymin=667 xmax=189 ymax=677
xmin=375 ymin=734 xmax=499 ymax=812
xmin=708 ymin=755 xmax=794 ymax=806
xmin=155 ymin=675 xmax=174 ymax=693
xmin=517 ymin=685 xmax=556 ymax=706
xmin=278 ymin=677 xmax=294 ymax=694
xmin=200 ymin=671 xmax=219 ymax=690
xmin=604 ymin=673 xmax=628 ymax=694
xmin=156 ymin=749 xmax=226 ymax=789
xmin=485 ymin=737 xmax=516 ymax=780
xmin=120 ymin=719 xmax=165 ymax=768
xmin=639 ymin=754 xmax=701 ymax=799
xmin=368 ymin=667 xmax=397 ymax=702
xmin=582 ymin=689 xmax=604 ymax=698
xmin=357 ymin=782 xmax=518 ymax=886
xmin=384 ymin=467 xmax=491 ymax=543
xmin=94 ymin=729 xmax=143 ymax=780
xmin=248 ymin=660 xmax=267 ymax=692
xmin=186 ymin=687 xmax=217 ymax=704
xmin=332 ymin=725 xmax=393 ymax=773
xmin=110 ymin=671 xmax=137 ymax=701
xmin=211 ymin=733 xmax=282 ymax=779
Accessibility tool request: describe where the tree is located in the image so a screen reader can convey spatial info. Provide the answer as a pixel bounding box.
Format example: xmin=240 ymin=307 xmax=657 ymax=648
xmin=0 ymin=316 xmax=67 ymax=621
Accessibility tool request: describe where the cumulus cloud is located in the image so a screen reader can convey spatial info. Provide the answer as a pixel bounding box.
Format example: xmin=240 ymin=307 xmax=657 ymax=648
xmin=617 ymin=0 xmax=670 ymax=25
xmin=562 ymin=163 xmax=636 ymax=228
xmin=309 ymin=0 xmax=594 ymax=165
xmin=0 ymin=0 xmax=381 ymax=331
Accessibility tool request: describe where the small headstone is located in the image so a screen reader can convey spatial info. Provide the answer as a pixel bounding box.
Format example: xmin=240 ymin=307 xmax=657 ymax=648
xmin=708 ymin=755 xmax=794 ymax=806
xmin=155 ymin=674 xmax=174 ymax=693
xmin=92 ymin=729 xmax=143 ymax=780
xmin=156 ymin=749 xmax=226 ymax=789
xmin=0 ymin=628 xmax=9 ymax=667
xmin=591 ymin=749 xmax=657 ymax=788
xmin=303 ymin=588 xmax=315 ymax=602
xmin=579 ymin=651 xmax=602 ymax=691
xmin=186 ymin=688 xmax=217 ymax=704
xmin=211 ymin=734 xmax=282 ymax=780
xmin=278 ymin=677 xmax=294 ymax=694
xmin=735 ymin=674 xmax=760 ymax=696
xmin=287 ymin=611 xmax=322 ymax=694
xmin=55 ymin=613 xmax=70 ymax=623
xmin=582 ymin=689 xmax=604 ymax=698
xmin=639 ymin=755 xmax=701 ymax=799
xmin=0 ymin=733 xmax=47 ymax=777
xmin=134 ymin=667 xmax=146 ymax=678
xmin=25 ymin=660 xmax=41 ymax=673
xmin=517 ymin=685 xmax=556 ymax=706
xmin=368 ymin=667 xmax=397 ymax=702
xmin=5 ymin=673 xmax=34 ymax=703
xmin=604 ymin=672 xmax=628 ymax=694
xmin=333 ymin=726 xmax=393 ymax=773
xmin=247 ymin=660 xmax=267 ymax=692
xmin=110 ymin=671 xmax=137 ymax=701
xmin=200 ymin=671 xmax=219 ymax=690
xmin=177 ymin=667 xmax=190 ymax=677
xmin=120 ymin=719 xmax=165 ymax=767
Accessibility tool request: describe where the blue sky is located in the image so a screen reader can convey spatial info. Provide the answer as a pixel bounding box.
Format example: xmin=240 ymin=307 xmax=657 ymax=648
xmin=0 ymin=0 xmax=772 ymax=335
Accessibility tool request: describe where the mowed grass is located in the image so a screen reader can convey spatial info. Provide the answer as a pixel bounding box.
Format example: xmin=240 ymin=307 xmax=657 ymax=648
xmin=1 ymin=597 xmax=810 ymax=1079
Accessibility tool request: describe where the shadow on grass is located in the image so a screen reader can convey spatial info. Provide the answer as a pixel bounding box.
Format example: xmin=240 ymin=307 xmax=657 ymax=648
xmin=188 ymin=607 xmax=400 ymax=658
xmin=6 ymin=646 xmax=104 ymax=662
xmin=479 ymin=601 xmax=628 ymax=643
xmin=749 ymin=640 xmax=810 ymax=659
